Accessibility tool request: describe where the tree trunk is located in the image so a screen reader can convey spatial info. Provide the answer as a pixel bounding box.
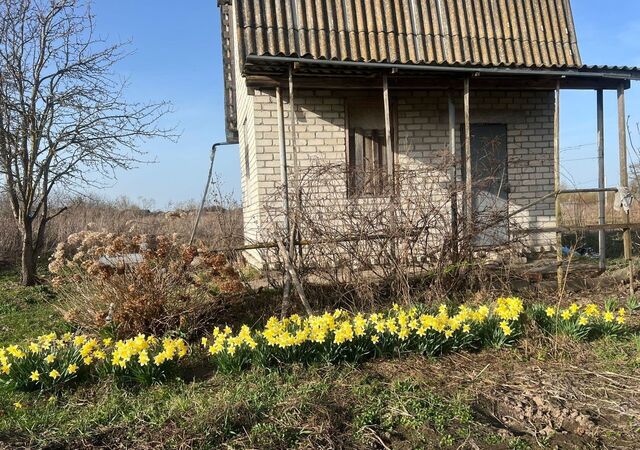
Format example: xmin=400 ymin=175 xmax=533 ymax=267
xmin=20 ymin=224 xmax=38 ymax=286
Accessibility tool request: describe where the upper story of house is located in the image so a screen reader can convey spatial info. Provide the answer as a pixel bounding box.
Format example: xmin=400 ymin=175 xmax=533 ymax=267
xmin=218 ymin=0 xmax=640 ymax=143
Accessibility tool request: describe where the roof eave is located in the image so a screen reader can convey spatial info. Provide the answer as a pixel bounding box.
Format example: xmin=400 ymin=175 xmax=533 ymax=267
xmin=245 ymin=55 xmax=640 ymax=82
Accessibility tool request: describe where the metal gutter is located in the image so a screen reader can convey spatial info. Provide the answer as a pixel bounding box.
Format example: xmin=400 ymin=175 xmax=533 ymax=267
xmin=245 ymin=55 xmax=640 ymax=80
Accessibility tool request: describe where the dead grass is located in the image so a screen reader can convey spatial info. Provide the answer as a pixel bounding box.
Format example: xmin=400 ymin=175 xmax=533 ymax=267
xmin=0 ymin=195 xmax=243 ymax=266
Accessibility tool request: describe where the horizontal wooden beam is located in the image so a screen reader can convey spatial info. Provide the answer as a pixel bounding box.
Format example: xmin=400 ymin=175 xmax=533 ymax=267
xmin=517 ymin=223 xmax=640 ymax=235
xmin=246 ymin=74 xmax=630 ymax=91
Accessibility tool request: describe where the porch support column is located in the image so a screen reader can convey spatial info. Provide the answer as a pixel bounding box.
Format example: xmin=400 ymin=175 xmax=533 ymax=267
xmin=554 ymin=81 xmax=563 ymax=292
xmin=289 ymin=66 xmax=302 ymax=260
xmin=597 ymin=89 xmax=606 ymax=271
xmin=464 ymin=78 xmax=472 ymax=234
xmin=289 ymin=66 xmax=299 ymax=191
xmin=448 ymin=90 xmax=458 ymax=254
xmin=383 ymin=73 xmax=396 ymax=260
xmin=276 ymin=86 xmax=291 ymax=238
xmin=618 ymin=83 xmax=634 ymax=294
xmin=383 ymin=73 xmax=394 ymax=183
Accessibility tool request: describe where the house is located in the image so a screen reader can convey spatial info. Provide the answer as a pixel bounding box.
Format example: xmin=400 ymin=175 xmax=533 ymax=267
xmin=217 ymin=0 xmax=640 ymax=268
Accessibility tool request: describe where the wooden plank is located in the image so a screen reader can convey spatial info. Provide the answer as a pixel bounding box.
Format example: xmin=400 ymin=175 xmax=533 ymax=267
xmin=289 ymin=66 xmax=303 ymax=260
xmin=597 ymin=89 xmax=606 ymax=271
xmin=618 ymin=83 xmax=634 ymax=294
xmin=383 ymin=73 xmax=394 ymax=183
xmin=354 ymin=128 xmax=364 ymax=194
xmin=375 ymin=130 xmax=384 ymax=193
xmin=517 ymin=223 xmax=640 ymax=234
xmin=464 ymin=78 xmax=472 ymax=233
xmin=554 ymin=81 xmax=563 ymax=292
xmin=276 ymin=86 xmax=291 ymax=237
xmin=245 ymin=74 xmax=631 ymax=91
xmin=448 ymin=90 xmax=458 ymax=253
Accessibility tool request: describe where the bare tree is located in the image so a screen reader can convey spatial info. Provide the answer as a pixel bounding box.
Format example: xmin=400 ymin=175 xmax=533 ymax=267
xmin=0 ymin=0 xmax=174 ymax=285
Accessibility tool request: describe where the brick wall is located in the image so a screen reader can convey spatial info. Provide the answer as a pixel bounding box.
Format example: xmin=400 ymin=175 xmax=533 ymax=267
xmin=231 ymin=8 xmax=260 ymax=265
xmin=236 ymin=84 xmax=556 ymax=262
xmin=395 ymin=89 xmax=556 ymax=247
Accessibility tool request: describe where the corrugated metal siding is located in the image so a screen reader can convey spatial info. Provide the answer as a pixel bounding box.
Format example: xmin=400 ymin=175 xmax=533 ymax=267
xmin=235 ymin=0 xmax=582 ymax=69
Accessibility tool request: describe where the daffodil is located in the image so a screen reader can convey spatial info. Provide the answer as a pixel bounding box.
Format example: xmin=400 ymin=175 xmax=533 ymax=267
xmin=30 ymin=370 xmax=40 ymax=381
xmin=138 ymin=350 xmax=150 ymax=366
xmin=578 ymin=316 xmax=589 ymax=326
xmin=49 ymin=369 xmax=61 ymax=380
xmin=499 ymin=321 xmax=512 ymax=336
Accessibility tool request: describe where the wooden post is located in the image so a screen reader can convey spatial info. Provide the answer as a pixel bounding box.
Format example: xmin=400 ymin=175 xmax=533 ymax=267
xmin=289 ymin=66 xmax=303 ymax=260
xmin=276 ymin=86 xmax=291 ymax=237
xmin=288 ymin=67 xmax=299 ymax=184
xmin=383 ymin=73 xmax=393 ymax=182
xmin=383 ymin=72 xmax=397 ymax=261
xmin=448 ymin=90 xmax=458 ymax=253
xmin=464 ymin=78 xmax=472 ymax=234
xmin=597 ymin=89 xmax=606 ymax=271
xmin=276 ymin=85 xmax=293 ymax=312
xmin=618 ymin=83 xmax=634 ymax=295
xmin=554 ymin=81 xmax=563 ymax=292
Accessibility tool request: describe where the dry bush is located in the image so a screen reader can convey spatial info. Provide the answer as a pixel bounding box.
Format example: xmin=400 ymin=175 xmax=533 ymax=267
xmin=50 ymin=231 xmax=245 ymax=338
xmin=0 ymin=193 xmax=244 ymax=266
xmin=259 ymin=151 xmax=530 ymax=312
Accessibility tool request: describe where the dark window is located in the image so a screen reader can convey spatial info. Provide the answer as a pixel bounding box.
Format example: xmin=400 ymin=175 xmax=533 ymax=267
xmin=347 ymin=98 xmax=393 ymax=197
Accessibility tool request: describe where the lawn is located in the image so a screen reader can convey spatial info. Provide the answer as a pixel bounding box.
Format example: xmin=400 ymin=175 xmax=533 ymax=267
xmin=1 ymin=270 xmax=639 ymax=449
xmin=0 ymin=270 xmax=69 ymax=347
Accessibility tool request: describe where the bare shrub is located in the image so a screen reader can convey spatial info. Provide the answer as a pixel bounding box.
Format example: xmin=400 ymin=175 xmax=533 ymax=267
xmin=0 ymin=193 xmax=244 ymax=266
xmin=259 ymin=149 xmax=530 ymax=312
xmin=50 ymin=231 xmax=245 ymax=338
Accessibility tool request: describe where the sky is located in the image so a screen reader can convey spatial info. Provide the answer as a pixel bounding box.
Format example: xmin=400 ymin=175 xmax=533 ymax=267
xmin=90 ymin=0 xmax=640 ymax=209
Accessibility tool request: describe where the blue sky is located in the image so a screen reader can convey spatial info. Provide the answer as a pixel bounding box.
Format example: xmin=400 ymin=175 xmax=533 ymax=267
xmin=93 ymin=0 xmax=640 ymax=209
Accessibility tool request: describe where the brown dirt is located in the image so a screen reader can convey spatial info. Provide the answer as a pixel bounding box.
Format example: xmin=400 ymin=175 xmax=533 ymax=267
xmin=367 ymin=340 xmax=640 ymax=449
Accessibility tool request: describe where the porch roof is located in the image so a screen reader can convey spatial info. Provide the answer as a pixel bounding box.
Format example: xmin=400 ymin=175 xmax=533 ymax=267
xmin=244 ymin=55 xmax=640 ymax=91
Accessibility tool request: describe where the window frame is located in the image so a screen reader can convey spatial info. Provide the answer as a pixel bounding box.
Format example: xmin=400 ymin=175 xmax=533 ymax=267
xmin=345 ymin=96 xmax=397 ymax=199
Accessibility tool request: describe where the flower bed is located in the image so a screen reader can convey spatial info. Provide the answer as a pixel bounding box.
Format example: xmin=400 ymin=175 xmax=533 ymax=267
xmin=530 ymin=302 xmax=627 ymax=341
xmin=1 ymin=334 xmax=188 ymax=390
xmin=202 ymin=297 xmax=524 ymax=372
xmin=0 ymin=297 xmax=632 ymax=393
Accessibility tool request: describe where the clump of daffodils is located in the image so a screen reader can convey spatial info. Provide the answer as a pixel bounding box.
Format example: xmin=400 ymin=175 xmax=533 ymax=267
xmin=202 ymin=298 xmax=525 ymax=371
xmin=2 ymin=297 xmax=631 ymax=390
xmin=533 ymin=302 xmax=628 ymax=340
xmin=0 ymin=332 xmax=188 ymax=390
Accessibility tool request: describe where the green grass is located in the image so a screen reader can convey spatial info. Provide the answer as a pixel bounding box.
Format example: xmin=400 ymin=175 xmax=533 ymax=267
xmin=1 ymin=269 xmax=639 ymax=448
xmin=0 ymin=363 xmax=520 ymax=449
xmin=0 ymin=270 xmax=68 ymax=346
